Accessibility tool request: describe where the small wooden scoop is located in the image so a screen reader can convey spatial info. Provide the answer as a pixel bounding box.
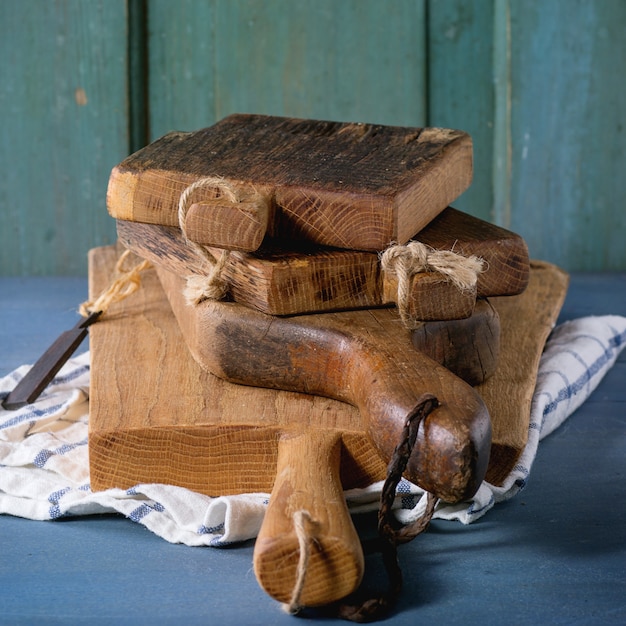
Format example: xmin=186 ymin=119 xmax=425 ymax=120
xmin=107 ymin=113 xmax=472 ymax=252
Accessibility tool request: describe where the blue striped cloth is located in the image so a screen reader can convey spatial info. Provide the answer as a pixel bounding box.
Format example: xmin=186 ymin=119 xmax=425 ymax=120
xmin=1 ymin=315 xmax=625 ymax=545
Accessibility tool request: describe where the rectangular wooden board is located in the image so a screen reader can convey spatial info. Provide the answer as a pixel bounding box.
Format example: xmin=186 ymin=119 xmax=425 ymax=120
xmin=88 ymin=245 xmax=387 ymax=496
xmin=107 ymin=113 xmax=472 ymax=251
xmin=116 ymin=205 xmax=528 ymax=319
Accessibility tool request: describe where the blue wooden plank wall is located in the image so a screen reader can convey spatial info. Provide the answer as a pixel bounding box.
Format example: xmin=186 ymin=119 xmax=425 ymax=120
xmin=1 ymin=0 xmax=624 ymax=275
xmin=0 ymin=0 xmax=128 ymax=276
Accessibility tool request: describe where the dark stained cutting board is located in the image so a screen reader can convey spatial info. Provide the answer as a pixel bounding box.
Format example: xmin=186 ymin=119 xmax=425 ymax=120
xmin=107 ymin=113 xmax=473 ymax=252
xmin=155 ymin=264 xmax=492 ymax=505
xmin=117 ymin=206 xmax=528 ymax=319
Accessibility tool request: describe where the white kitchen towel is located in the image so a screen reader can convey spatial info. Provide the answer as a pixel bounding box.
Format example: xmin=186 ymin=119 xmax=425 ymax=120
xmin=1 ymin=315 xmax=625 ymax=546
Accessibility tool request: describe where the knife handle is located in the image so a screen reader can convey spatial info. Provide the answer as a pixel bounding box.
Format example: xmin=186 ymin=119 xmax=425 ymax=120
xmin=2 ymin=311 xmax=101 ymax=410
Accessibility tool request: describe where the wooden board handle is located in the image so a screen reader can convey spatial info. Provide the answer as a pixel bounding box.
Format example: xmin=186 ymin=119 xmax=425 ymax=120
xmin=185 ymin=197 xmax=270 ymax=252
xmin=253 ymin=431 xmax=363 ymax=607
xmin=156 ymin=266 xmax=492 ymax=504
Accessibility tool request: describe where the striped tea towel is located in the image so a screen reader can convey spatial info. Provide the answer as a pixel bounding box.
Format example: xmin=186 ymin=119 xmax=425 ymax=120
xmin=1 ymin=315 xmax=625 ymax=546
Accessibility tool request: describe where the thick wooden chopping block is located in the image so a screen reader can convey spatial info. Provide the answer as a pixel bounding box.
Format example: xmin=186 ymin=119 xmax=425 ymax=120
xmin=107 ymin=113 xmax=472 ymax=252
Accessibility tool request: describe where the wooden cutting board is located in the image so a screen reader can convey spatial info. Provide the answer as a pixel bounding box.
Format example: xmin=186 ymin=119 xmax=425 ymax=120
xmin=155 ymin=263 xmax=492 ymax=505
xmin=88 ymin=244 xmax=490 ymax=607
xmin=117 ymin=206 xmax=528 ymax=319
xmin=88 ymin=246 xmax=567 ymax=607
xmin=107 ymin=113 xmax=472 ymax=252
xmin=117 ymin=219 xmax=475 ymax=321
xmin=416 ymin=206 xmax=530 ymax=297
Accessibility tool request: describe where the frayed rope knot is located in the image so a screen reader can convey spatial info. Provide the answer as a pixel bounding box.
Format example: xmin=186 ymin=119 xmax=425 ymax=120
xmin=178 ymin=177 xmax=234 ymax=305
xmin=380 ymin=241 xmax=485 ymax=325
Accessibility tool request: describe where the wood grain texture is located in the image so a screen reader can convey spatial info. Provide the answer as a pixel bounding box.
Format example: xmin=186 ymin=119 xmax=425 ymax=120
xmin=412 ymin=299 xmax=500 ymax=386
xmin=416 ymin=206 xmax=529 ymax=297
xmin=87 ymin=244 xmax=383 ymax=606
xmin=156 ymin=265 xmax=492 ymax=505
xmin=0 ymin=0 xmax=126 ymax=276
xmin=119 ymin=219 xmax=501 ymax=384
xmin=88 ymin=244 xmax=387 ymax=496
xmin=482 ymin=260 xmax=569 ymax=485
xmin=117 ymin=204 xmax=526 ymax=318
xmin=186 ymin=198 xmax=270 ymax=253
xmin=5 ymin=1 xmax=626 ymax=277
xmin=107 ymin=114 xmax=472 ymax=251
xmin=88 ymin=245 xmax=567 ymax=493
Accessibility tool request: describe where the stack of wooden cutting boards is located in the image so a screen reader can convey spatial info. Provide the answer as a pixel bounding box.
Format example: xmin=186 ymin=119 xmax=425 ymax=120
xmin=88 ymin=114 xmax=567 ymax=609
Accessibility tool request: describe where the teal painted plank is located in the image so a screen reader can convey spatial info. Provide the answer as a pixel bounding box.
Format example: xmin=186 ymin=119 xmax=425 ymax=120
xmin=427 ymin=0 xmax=496 ymax=222
xmin=508 ymin=0 xmax=626 ymax=271
xmin=213 ymin=0 xmax=427 ymax=126
xmin=492 ymin=0 xmax=511 ymax=230
xmin=0 ymin=0 xmax=129 ymax=276
xmin=129 ymin=0 xmax=149 ymax=153
xmin=148 ymin=0 xmax=427 ymax=140
xmin=147 ymin=0 xmax=217 ymax=140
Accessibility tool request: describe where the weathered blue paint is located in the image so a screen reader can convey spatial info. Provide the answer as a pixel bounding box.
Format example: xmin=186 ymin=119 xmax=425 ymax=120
xmin=147 ymin=0 xmax=427 ymax=140
xmin=508 ymin=0 xmax=626 ymax=270
xmin=427 ymin=0 xmax=497 ymax=223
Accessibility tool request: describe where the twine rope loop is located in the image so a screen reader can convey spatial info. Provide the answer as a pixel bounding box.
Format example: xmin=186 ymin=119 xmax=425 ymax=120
xmin=380 ymin=241 xmax=485 ymax=325
xmin=178 ymin=177 xmax=235 ymax=305
xmin=282 ymin=510 xmax=314 ymax=616
xmin=338 ymin=394 xmax=440 ymax=623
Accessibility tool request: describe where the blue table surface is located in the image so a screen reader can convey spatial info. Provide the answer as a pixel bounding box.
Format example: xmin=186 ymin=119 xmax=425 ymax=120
xmin=1 ymin=273 xmax=625 ymax=625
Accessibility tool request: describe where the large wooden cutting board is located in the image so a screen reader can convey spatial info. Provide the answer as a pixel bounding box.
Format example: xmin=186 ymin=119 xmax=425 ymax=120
xmin=107 ymin=113 xmax=472 ymax=252
xmin=88 ymin=246 xmax=567 ymax=606
xmin=88 ymin=244 xmax=490 ymax=607
xmin=88 ymin=246 xmax=567 ymax=490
